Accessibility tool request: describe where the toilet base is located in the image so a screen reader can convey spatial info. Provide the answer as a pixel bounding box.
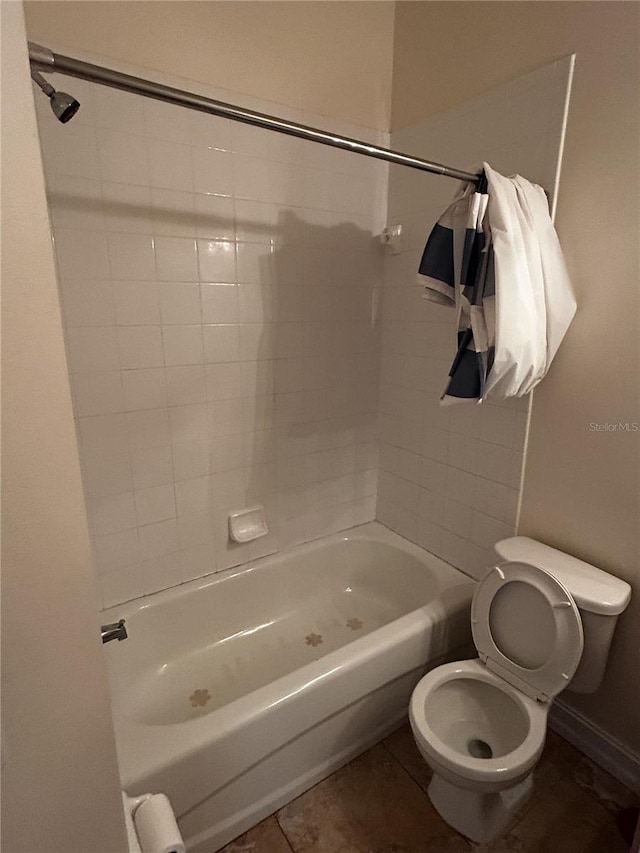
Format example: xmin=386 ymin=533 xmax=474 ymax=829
xmin=428 ymin=771 xmax=533 ymax=843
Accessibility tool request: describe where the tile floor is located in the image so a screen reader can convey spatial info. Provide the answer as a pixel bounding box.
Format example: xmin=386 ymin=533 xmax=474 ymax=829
xmin=218 ymin=723 xmax=637 ymax=853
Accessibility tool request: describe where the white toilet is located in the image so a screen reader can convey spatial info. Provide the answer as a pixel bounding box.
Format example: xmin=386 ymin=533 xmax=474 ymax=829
xmin=409 ymin=536 xmax=631 ymax=843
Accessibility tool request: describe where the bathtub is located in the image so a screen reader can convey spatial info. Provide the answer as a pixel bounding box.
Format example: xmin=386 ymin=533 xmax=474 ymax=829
xmin=103 ymin=522 xmax=475 ymax=851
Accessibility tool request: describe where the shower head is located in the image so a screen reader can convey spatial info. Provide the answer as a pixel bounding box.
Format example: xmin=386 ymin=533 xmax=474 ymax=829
xmin=49 ymin=90 xmax=80 ymax=123
xmin=31 ymin=69 xmax=80 ymax=123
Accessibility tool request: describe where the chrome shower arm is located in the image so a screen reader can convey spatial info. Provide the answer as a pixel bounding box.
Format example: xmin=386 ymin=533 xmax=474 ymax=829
xmin=30 ymin=68 xmax=55 ymax=98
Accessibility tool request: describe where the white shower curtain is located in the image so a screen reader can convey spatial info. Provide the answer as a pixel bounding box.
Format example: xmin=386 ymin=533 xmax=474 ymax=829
xmin=418 ymin=162 xmax=576 ymax=403
xmin=482 ymin=162 xmax=577 ymax=399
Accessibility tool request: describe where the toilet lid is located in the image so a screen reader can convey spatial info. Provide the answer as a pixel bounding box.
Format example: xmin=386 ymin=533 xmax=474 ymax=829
xmin=472 ymin=561 xmax=584 ymax=702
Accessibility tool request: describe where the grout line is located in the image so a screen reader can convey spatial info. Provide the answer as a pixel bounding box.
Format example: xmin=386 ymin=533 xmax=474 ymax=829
xmin=272 ymin=738 xmax=405 ymax=850
xmin=380 ymin=735 xmax=433 ymax=799
xmin=380 ymin=741 xmax=474 ymax=850
xmin=271 ymin=815 xmax=296 ymax=853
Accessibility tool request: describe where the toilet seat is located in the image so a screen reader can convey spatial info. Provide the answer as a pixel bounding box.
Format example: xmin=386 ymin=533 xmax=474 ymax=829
xmin=472 ymin=561 xmax=584 ymax=702
xmin=408 ymin=551 xmax=623 ymax=844
xmin=409 ymin=560 xmax=586 ymax=798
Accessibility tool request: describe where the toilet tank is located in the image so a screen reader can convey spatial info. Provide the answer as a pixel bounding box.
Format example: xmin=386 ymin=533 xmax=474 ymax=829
xmin=494 ymin=537 xmax=631 ymax=693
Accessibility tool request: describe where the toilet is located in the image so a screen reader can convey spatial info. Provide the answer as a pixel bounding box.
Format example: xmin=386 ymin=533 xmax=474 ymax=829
xmin=409 ymin=536 xmax=631 ymax=843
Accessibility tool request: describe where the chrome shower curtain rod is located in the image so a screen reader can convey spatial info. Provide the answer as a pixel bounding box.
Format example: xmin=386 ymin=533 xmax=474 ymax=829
xmin=28 ymin=42 xmax=480 ymax=186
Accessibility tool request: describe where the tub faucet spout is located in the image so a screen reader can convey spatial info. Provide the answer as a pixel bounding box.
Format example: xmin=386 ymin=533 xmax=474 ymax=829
xmin=101 ymin=619 xmax=127 ymax=644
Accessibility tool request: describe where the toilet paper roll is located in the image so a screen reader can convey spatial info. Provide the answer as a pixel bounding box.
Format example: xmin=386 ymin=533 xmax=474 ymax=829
xmin=132 ymin=794 xmax=185 ymax=853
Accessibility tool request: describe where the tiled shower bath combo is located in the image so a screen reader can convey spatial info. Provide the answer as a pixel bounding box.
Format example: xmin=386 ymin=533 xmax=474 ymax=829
xmin=36 ymin=55 xmax=386 ymax=609
xmin=31 ymin=43 xmax=637 ymax=853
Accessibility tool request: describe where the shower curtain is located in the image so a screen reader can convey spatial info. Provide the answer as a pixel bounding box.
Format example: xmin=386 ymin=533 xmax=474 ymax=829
xmin=417 ymin=162 xmax=576 ymax=404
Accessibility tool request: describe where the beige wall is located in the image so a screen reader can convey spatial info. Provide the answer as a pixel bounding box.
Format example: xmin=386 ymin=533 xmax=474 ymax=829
xmin=393 ymin=1 xmax=639 ymax=752
xmin=24 ymin=0 xmax=394 ymax=131
xmin=1 ymin=4 xmax=127 ymax=850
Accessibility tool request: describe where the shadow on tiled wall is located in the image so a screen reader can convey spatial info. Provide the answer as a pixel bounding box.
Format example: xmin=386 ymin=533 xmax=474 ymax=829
xmin=36 ymin=76 xmax=387 ymax=607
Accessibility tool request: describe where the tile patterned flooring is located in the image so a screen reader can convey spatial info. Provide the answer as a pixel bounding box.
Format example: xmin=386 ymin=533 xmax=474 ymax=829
xmin=218 ymin=723 xmax=637 ymax=853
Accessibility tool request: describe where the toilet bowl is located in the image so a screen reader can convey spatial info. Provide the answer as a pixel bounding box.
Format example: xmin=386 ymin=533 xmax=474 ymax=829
xmin=410 ymin=659 xmax=548 ymax=842
xmin=409 ymin=539 xmax=632 ymax=844
xmin=411 ymin=659 xmax=547 ymax=793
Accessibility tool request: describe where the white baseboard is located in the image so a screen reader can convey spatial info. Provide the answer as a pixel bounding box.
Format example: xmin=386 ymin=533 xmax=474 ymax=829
xmin=550 ymin=700 xmax=640 ymax=795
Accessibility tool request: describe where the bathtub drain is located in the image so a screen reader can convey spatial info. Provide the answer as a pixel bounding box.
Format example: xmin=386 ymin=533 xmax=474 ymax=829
xmin=468 ymin=738 xmax=493 ymax=759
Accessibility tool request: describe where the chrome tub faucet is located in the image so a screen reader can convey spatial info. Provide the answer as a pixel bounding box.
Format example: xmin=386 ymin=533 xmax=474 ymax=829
xmin=101 ymin=618 xmax=127 ymax=644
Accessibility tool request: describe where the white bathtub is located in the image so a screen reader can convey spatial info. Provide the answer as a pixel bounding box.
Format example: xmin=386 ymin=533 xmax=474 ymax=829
xmin=103 ymin=522 xmax=475 ymax=851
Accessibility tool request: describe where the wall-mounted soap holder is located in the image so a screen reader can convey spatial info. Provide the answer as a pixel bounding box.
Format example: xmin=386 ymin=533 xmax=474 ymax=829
xmin=228 ymin=506 xmax=268 ymax=543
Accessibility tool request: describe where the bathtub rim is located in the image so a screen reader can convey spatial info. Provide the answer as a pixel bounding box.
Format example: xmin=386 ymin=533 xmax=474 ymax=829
xmin=103 ymin=521 xmax=464 ymax=619
xmin=102 ymin=522 xmax=476 ymax=791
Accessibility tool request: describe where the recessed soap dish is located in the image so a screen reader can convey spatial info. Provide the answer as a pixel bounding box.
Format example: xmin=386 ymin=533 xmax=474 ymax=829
xmin=228 ymin=505 xmax=268 ymax=543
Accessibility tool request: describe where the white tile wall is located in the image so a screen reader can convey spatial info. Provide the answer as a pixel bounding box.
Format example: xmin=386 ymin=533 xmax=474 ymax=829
xmin=377 ymin=59 xmax=574 ymax=580
xmin=37 ymin=52 xmax=571 ymax=605
xmin=36 ymin=55 xmax=386 ymax=608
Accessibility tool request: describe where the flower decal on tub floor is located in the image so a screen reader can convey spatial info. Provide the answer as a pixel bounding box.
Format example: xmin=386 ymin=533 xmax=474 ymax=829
xmin=189 ymin=688 xmax=211 ymax=708
xmin=346 ymin=617 xmax=363 ymax=631
xmin=305 ymin=632 xmax=323 ymax=647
